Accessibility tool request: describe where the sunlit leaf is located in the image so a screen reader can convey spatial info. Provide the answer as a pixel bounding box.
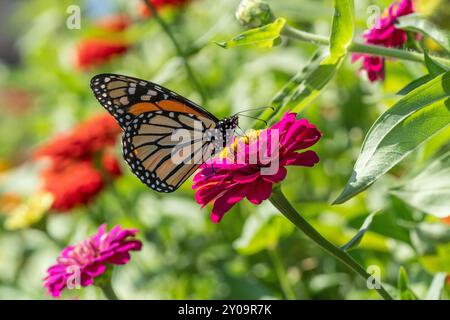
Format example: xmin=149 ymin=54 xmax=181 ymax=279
xmin=424 ymin=51 xmax=449 ymax=76
xmin=328 ymin=0 xmax=354 ymax=58
xmin=348 ymin=210 xmax=411 ymax=244
xmin=397 ymin=267 xmax=418 ymax=300
xmin=341 ymin=211 xmax=377 ymax=251
xmin=215 ymin=18 xmax=286 ymax=49
xmin=233 ymin=209 xmax=293 ymax=255
xmin=397 ymin=74 xmax=434 ymax=96
xmin=396 ymin=14 xmax=450 ymax=54
xmin=417 ymin=125 xmax=450 ymax=164
xmin=391 ymin=150 xmax=450 ymax=218
xmin=252 ymin=49 xmax=328 ymax=129
xmin=426 ymin=272 xmax=446 ymax=300
xmin=420 ymin=244 xmax=450 ymax=273
xmin=256 ymin=0 xmax=354 ymax=127
xmin=334 ymin=71 xmax=450 ymax=204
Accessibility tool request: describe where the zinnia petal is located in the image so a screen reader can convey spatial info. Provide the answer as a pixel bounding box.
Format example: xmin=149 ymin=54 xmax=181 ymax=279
xmin=43 ymin=225 xmax=142 ymax=297
xmin=193 ymin=111 xmax=321 ymax=222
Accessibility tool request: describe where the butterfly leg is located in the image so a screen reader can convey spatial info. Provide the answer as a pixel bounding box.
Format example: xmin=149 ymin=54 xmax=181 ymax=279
xmin=236 ymin=124 xmax=248 ymax=139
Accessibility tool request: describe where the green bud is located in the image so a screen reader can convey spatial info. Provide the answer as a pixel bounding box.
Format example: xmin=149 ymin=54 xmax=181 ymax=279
xmin=235 ymin=0 xmax=275 ymax=28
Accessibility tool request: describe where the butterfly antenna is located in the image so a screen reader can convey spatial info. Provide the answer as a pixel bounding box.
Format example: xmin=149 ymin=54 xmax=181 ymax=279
xmin=234 ymin=106 xmax=274 ymax=115
xmin=238 ymin=114 xmax=268 ymax=126
xmin=236 ymin=124 xmax=249 ymax=139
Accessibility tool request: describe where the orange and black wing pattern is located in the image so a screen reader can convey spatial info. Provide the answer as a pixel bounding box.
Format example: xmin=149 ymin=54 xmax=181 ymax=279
xmin=90 ymin=73 xmax=218 ymax=129
xmin=122 ymin=110 xmax=217 ymax=192
xmin=90 ymin=73 xmax=220 ymax=192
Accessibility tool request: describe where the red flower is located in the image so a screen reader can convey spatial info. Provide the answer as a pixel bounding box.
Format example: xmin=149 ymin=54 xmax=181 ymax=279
xmin=95 ymin=14 xmax=131 ymax=32
xmin=44 ymin=224 xmax=142 ymax=298
xmin=193 ymin=112 xmax=321 ymax=223
xmin=75 ymin=39 xmax=129 ymax=70
xmin=35 ymin=114 xmax=120 ymax=162
xmin=102 ymin=153 xmax=122 ymax=178
xmin=139 ymin=0 xmax=192 ymax=18
xmin=442 ymin=216 xmax=450 ymax=226
xmin=41 ymin=160 xmax=104 ymax=212
xmin=353 ymin=0 xmax=415 ymax=82
xmin=35 ymin=114 xmax=122 ymax=212
xmin=75 ymin=14 xmax=132 ymax=70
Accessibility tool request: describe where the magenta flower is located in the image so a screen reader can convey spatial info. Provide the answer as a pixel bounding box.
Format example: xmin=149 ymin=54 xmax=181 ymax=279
xmin=43 ymin=224 xmax=142 ymax=297
xmin=352 ymin=54 xmax=385 ymax=82
xmin=193 ymin=112 xmax=321 ymax=223
xmin=353 ymin=0 xmax=415 ymax=82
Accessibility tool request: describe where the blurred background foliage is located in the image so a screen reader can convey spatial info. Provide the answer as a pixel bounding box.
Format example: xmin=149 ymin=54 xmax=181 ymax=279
xmin=0 ymin=0 xmax=448 ymax=299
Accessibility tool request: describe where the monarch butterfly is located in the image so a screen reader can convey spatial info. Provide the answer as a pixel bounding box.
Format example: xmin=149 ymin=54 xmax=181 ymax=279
xmin=90 ymin=73 xmax=238 ymax=193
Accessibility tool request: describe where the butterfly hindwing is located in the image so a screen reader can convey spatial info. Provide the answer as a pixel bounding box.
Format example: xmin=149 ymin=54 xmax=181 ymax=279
xmin=122 ymin=110 xmax=217 ymax=192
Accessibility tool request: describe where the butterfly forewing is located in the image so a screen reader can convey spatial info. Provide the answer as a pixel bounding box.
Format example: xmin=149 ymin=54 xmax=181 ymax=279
xmin=90 ymin=73 xmax=218 ymax=129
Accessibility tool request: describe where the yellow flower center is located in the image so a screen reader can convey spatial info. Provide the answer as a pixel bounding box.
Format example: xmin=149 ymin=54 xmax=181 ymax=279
xmin=218 ymin=129 xmax=262 ymax=159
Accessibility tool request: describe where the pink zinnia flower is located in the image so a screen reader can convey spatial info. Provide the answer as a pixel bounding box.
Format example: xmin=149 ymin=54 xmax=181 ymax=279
xmin=193 ymin=112 xmax=321 ymax=223
xmin=43 ymin=224 xmax=142 ymax=297
xmin=353 ymin=0 xmax=415 ymax=82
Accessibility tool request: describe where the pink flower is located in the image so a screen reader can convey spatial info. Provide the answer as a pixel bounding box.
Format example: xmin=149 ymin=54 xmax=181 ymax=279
xmin=43 ymin=224 xmax=142 ymax=297
xmin=193 ymin=112 xmax=321 ymax=223
xmin=353 ymin=0 xmax=415 ymax=82
xmin=352 ymin=54 xmax=385 ymax=82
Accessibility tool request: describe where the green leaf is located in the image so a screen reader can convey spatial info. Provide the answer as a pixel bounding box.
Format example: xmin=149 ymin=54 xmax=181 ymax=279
xmin=329 ymin=0 xmax=354 ymax=58
xmin=417 ymin=125 xmax=450 ymax=165
xmin=420 ymin=244 xmax=450 ymax=273
xmin=390 ymin=150 xmax=450 ymax=218
xmin=341 ymin=211 xmax=377 ymax=251
xmin=397 ymin=74 xmax=434 ymax=96
xmin=334 ymin=71 xmax=450 ymax=204
xmin=233 ymin=209 xmax=293 ymax=255
xmin=424 ymin=51 xmax=449 ymax=76
xmin=397 ymin=267 xmax=419 ymax=300
xmin=348 ymin=209 xmax=411 ymax=244
xmin=256 ymin=0 xmax=354 ymax=127
xmin=397 ymin=52 xmax=448 ymax=96
xmin=253 ymin=49 xmax=328 ymax=129
xmin=426 ymin=272 xmax=447 ymax=300
xmin=289 ymin=0 xmax=354 ymax=114
xmin=396 ymin=14 xmax=450 ymax=54
xmin=216 ymin=18 xmax=286 ymax=49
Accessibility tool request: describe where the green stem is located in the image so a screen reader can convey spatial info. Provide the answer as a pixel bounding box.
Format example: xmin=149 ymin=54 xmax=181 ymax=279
xmin=269 ymin=186 xmax=394 ymax=300
xmin=283 ymin=25 xmax=329 ymax=45
xmin=282 ymin=25 xmax=450 ymax=66
xmin=141 ymin=0 xmax=208 ymax=103
xmin=99 ymin=280 xmax=119 ymax=300
xmin=267 ymin=246 xmax=296 ymax=300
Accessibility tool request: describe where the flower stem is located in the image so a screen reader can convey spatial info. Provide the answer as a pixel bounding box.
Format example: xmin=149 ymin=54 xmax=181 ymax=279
xmin=99 ymin=280 xmax=119 ymax=300
xmin=141 ymin=0 xmax=208 ymax=103
xmin=267 ymin=246 xmax=296 ymax=300
xmin=269 ymin=186 xmax=394 ymax=300
xmin=283 ymin=25 xmax=329 ymax=45
xmin=282 ymin=25 xmax=450 ymax=66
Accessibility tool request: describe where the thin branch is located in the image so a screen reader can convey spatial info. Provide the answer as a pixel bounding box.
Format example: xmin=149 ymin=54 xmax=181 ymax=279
xmin=141 ymin=0 xmax=208 ymax=103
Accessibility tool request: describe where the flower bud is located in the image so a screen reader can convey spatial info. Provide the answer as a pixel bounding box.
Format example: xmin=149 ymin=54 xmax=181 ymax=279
xmin=235 ymin=0 xmax=275 ymax=28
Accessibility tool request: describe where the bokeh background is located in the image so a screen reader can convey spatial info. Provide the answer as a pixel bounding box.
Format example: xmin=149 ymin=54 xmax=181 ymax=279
xmin=0 ymin=0 xmax=449 ymax=299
